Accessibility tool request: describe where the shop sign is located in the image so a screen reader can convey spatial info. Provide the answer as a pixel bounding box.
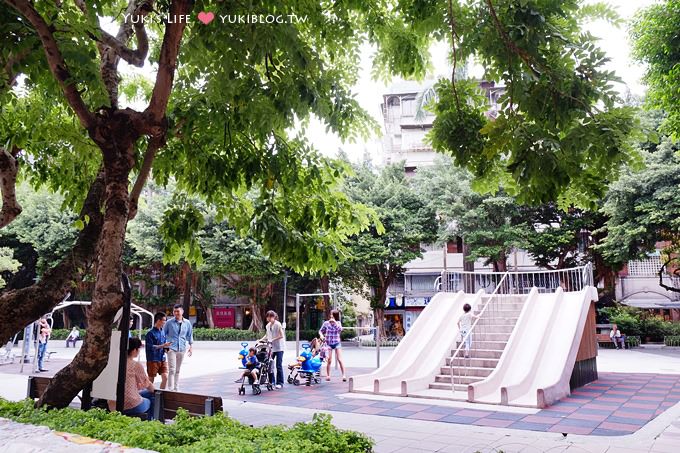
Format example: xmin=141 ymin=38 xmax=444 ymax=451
xmin=404 ymin=297 xmax=431 ymax=307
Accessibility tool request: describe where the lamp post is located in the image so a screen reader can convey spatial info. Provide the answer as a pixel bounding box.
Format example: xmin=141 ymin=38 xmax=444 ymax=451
xmin=282 ymin=271 xmax=289 ymax=329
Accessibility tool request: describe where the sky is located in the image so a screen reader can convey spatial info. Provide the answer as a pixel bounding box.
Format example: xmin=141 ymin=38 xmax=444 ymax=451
xmin=303 ymin=0 xmax=659 ymax=163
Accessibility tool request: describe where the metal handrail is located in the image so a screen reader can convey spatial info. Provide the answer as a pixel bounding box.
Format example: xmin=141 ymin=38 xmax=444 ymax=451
xmin=439 ymin=264 xmax=594 ymax=294
xmin=449 ymin=272 xmax=510 ymax=393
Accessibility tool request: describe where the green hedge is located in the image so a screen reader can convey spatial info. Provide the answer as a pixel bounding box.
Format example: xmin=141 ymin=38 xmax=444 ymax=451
xmin=49 ymin=328 xmax=357 ymax=342
xmin=0 ymin=399 xmax=373 ymax=453
xmin=599 ymin=306 xmax=680 ymax=342
xmin=665 ymin=336 xmax=680 ymax=347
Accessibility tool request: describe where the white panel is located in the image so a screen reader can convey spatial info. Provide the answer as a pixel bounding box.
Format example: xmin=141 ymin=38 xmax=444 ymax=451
xmin=91 ymin=331 xmax=121 ymax=400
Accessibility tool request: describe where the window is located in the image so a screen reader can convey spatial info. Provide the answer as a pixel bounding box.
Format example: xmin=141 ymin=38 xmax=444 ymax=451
xmin=401 ymin=97 xmax=416 ymax=116
xmin=410 ymin=275 xmax=437 ymax=291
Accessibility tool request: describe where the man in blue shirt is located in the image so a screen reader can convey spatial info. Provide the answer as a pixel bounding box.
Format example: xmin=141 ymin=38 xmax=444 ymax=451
xmin=145 ymin=313 xmax=171 ymax=389
xmin=163 ymin=304 xmax=193 ymax=391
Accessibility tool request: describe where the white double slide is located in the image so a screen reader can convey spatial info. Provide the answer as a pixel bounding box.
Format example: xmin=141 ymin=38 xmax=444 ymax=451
xmin=469 ymin=286 xmax=597 ymax=407
xmin=350 ymin=291 xmax=470 ymax=396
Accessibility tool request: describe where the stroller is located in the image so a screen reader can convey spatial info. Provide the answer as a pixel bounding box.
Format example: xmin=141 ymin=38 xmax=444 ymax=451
xmin=237 ymin=340 xmax=275 ymax=395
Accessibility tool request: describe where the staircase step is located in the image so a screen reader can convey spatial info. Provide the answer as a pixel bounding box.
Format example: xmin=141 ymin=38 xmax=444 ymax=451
xmin=451 ymin=348 xmax=505 ymax=358
xmin=462 ymin=333 xmax=511 ymax=341
xmin=446 ymin=357 xmax=499 ymax=367
xmin=474 ymin=309 xmax=523 ymax=317
xmin=475 ymin=318 xmax=519 ymax=326
xmin=462 ymin=325 xmax=515 ymax=333
xmin=429 ymin=382 xmax=469 ymax=391
xmin=439 ymin=366 xmax=493 ymax=377
xmin=435 ymin=374 xmax=485 ymax=384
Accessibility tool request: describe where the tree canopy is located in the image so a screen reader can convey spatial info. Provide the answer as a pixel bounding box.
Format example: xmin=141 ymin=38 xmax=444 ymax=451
xmin=598 ymin=140 xmax=680 ymax=292
xmin=631 ymin=0 xmax=680 ymax=139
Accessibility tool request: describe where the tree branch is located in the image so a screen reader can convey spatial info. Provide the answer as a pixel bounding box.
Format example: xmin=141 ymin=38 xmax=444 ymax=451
xmin=128 ymin=132 xmax=166 ymax=220
xmin=659 ymin=260 xmax=680 ymax=294
xmin=0 ymin=170 xmax=106 ymax=342
xmin=4 ymin=0 xmax=96 ymax=130
xmin=0 ymin=146 xmax=21 ymax=228
xmin=484 ymin=0 xmax=541 ymax=78
xmin=146 ymin=0 xmax=193 ymax=122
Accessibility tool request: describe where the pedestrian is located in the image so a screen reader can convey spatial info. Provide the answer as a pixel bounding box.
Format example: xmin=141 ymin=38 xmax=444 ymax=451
xmin=108 ymin=337 xmax=156 ymax=420
xmin=260 ymin=310 xmax=285 ymax=389
xmin=319 ymin=310 xmax=346 ymax=382
xmin=457 ymin=303 xmax=479 ymax=358
xmin=163 ymin=304 xmax=193 ymax=391
xmin=37 ymin=317 xmax=51 ymax=372
xmin=65 ymin=326 xmax=80 ymax=348
xmin=145 ymin=312 xmax=171 ymax=389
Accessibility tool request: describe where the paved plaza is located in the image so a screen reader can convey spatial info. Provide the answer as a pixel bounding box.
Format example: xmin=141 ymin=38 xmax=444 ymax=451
xmin=2 ymin=342 xmax=680 ymax=452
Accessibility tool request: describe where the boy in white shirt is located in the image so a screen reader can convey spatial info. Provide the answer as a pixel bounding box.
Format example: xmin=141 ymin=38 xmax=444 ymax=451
xmin=458 ymin=304 xmax=479 ymax=358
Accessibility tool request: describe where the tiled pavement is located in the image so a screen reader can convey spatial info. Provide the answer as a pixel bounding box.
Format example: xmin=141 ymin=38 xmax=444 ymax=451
xmin=184 ymin=369 xmax=680 ymax=437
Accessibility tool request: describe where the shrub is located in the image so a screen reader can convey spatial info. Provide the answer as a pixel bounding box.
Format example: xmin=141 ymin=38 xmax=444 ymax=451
xmin=49 ymin=328 xmax=86 ymax=340
xmin=599 ymin=305 xmax=677 ymax=342
xmin=0 ymin=399 xmax=373 ymax=453
xmin=665 ymin=336 xmax=680 ymax=347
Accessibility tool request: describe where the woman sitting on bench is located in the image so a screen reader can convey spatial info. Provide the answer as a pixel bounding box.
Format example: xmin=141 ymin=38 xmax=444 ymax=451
xmin=108 ymin=337 xmax=155 ymax=420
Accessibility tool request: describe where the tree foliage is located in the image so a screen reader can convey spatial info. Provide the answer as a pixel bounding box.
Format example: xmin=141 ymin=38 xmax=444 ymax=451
xmin=597 ymin=140 xmax=680 ymax=291
xmin=338 ymin=160 xmax=436 ymax=309
xmin=421 ymin=1 xmax=639 ymax=208
xmin=631 ymin=0 xmax=680 ymax=139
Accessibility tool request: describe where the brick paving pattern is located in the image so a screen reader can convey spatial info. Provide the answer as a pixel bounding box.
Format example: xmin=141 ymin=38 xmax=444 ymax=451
xmin=185 ymin=370 xmax=680 ymax=436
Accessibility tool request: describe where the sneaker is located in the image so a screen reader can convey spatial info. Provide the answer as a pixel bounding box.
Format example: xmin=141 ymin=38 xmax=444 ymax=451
xmin=275 ymin=384 xmax=282 ymax=389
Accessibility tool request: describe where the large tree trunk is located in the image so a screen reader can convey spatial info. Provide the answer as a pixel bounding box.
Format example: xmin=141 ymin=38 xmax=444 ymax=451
xmin=462 ymin=238 xmax=475 ymax=292
xmin=372 ymin=281 xmax=389 ymax=341
xmin=0 ymin=172 xmax=105 ymax=342
xmin=40 ymin=137 xmax=134 ymax=408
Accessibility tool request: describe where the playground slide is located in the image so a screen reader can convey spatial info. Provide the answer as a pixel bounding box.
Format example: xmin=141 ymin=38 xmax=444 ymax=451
xmin=350 ymin=291 xmax=468 ymax=394
xmin=470 ymin=287 xmax=596 ymax=407
xmin=399 ymin=291 xmax=483 ymax=396
xmin=510 ymin=287 xmax=596 ymax=408
xmin=468 ymin=288 xmax=539 ymax=404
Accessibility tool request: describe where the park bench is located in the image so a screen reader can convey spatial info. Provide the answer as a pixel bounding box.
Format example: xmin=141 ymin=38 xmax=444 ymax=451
xmin=27 ymin=375 xmax=93 ymax=410
xmin=26 ymin=375 xmax=52 ymax=400
xmin=596 ymin=334 xmax=640 ymax=349
xmin=153 ymin=390 xmax=223 ymax=423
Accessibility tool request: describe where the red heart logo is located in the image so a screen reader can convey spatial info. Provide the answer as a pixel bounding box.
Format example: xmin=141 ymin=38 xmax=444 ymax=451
xmin=197 ymin=11 xmax=215 ymax=25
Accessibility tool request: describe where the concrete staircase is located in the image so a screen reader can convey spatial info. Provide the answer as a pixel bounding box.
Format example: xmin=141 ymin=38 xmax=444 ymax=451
xmin=430 ymin=296 xmax=525 ymax=392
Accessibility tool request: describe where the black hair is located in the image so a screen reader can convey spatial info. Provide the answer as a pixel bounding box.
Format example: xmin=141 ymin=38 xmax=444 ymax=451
xmin=248 ymin=347 xmax=257 ymax=354
xmin=330 ymin=309 xmax=340 ymax=321
xmin=463 ymin=303 xmax=471 ymax=313
xmin=128 ymin=337 xmax=142 ymax=355
xmin=154 ymin=312 xmax=166 ymax=323
xmin=266 ymin=310 xmax=278 ymax=320
xmin=173 ymin=304 xmax=183 ymax=310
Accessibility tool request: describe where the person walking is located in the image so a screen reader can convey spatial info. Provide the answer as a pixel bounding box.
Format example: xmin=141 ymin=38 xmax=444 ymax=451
xmin=145 ymin=313 xmax=171 ymax=389
xmin=37 ymin=317 xmax=51 ymax=372
xmin=260 ymin=310 xmax=285 ymax=389
xmin=319 ymin=309 xmax=346 ymax=382
xmin=163 ymin=304 xmax=193 ymax=391
xmin=108 ymin=337 xmax=156 ymax=420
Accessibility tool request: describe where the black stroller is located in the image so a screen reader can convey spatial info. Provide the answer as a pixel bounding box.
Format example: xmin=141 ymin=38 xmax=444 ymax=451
xmin=237 ymin=340 xmax=275 ymax=395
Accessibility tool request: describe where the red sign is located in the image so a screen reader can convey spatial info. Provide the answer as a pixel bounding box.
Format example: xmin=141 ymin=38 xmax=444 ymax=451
xmin=212 ymin=307 xmax=235 ymax=328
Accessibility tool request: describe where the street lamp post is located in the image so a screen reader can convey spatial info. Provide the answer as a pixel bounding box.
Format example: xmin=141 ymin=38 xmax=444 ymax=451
xmin=282 ymin=271 xmax=289 ymax=329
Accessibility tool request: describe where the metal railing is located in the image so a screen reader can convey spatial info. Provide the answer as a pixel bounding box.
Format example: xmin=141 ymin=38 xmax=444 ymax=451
xmin=437 ymin=264 xmax=594 ymax=294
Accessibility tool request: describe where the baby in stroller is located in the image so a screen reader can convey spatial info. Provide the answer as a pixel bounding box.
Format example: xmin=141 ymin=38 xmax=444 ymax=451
xmin=236 ymin=347 xmax=262 ymax=394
